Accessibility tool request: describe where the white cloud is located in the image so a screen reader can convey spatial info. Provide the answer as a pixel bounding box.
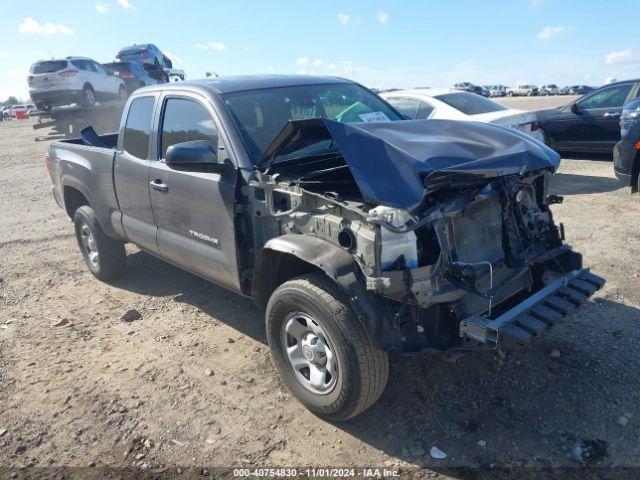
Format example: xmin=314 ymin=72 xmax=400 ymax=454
xmin=0 ymin=52 xmax=8 ymax=60
xmin=537 ymin=26 xmax=566 ymax=40
xmin=605 ymin=49 xmax=640 ymax=65
xmin=18 ymin=18 xmax=74 ymax=36
xmin=164 ymin=51 xmax=183 ymax=66
xmin=377 ymin=12 xmax=389 ymax=24
xmin=295 ymin=58 xmax=368 ymax=77
xmin=95 ymin=2 xmax=109 ymax=14
xmin=116 ymin=0 xmax=136 ymax=10
xmin=195 ymin=42 xmax=227 ymax=52
xmin=337 ymin=13 xmax=360 ymax=25
xmin=337 ymin=13 xmax=350 ymax=24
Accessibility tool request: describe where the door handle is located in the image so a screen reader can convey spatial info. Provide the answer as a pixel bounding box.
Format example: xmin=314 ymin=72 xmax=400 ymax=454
xmin=604 ymin=112 xmax=621 ymax=117
xmin=150 ymin=180 xmax=169 ymax=192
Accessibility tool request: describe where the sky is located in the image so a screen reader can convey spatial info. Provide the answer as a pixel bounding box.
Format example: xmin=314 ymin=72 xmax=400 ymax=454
xmin=1 ymin=0 xmax=639 ymax=101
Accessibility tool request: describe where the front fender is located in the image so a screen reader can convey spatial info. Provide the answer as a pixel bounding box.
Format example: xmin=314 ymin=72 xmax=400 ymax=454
xmin=255 ymin=234 xmax=398 ymax=351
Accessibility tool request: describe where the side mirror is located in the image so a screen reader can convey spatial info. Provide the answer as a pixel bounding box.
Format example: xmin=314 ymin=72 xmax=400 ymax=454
xmin=165 ymin=140 xmax=231 ymax=174
xmin=570 ymin=103 xmax=580 ymax=113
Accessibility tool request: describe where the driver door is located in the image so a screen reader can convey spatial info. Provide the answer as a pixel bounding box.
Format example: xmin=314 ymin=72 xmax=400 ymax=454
xmin=148 ymin=93 xmax=241 ymax=291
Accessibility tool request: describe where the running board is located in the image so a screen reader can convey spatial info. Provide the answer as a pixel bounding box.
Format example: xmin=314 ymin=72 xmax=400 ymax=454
xmin=459 ymin=269 xmax=605 ymax=349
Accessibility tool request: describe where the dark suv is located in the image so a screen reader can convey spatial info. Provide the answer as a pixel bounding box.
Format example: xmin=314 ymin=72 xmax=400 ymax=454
xmin=103 ymin=62 xmax=164 ymax=95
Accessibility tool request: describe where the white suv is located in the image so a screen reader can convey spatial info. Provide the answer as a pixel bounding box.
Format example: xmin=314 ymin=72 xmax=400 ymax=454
xmin=28 ymin=57 xmax=126 ymax=111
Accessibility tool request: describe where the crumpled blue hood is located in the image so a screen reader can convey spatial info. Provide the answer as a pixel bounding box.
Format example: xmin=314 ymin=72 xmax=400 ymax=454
xmin=322 ymin=119 xmax=560 ymax=211
xmin=260 ymin=118 xmax=560 ymax=212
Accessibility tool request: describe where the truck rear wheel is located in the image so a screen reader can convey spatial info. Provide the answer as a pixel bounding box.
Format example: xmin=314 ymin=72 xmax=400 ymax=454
xmin=266 ymin=272 xmax=389 ymax=420
xmin=73 ymin=206 xmax=126 ymax=281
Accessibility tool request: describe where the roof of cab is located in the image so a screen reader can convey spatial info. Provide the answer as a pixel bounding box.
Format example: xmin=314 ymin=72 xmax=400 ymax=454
xmin=139 ymin=74 xmax=354 ymax=96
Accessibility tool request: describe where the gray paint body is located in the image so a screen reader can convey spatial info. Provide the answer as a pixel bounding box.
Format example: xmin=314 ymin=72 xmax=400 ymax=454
xmin=47 ymin=75 xmax=601 ymax=354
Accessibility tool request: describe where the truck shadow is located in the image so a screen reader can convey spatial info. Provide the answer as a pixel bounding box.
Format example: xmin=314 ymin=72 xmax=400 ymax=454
xmin=338 ymin=298 xmax=640 ymax=472
xmin=550 ymin=173 xmax=624 ymax=195
xmin=112 ymin=249 xmax=267 ymax=343
xmin=111 ymin=251 xmax=639 ymax=472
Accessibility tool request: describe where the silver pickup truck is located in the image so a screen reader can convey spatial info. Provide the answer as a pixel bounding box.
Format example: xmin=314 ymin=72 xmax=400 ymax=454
xmin=46 ymin=75 xmax=604 ymax=420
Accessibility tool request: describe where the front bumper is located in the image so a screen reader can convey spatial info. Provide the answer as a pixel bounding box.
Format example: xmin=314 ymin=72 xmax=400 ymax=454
xmin=459 ymin=268 xmax=604 ymax=349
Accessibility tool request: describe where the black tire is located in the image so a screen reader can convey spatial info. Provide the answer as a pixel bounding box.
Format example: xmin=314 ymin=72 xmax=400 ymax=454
xmin=118 ymin=86 xmax=128 ymax=102
xmin=80 ymin=85 xmax=96 ymax=107
xmin=73 ymin=206 xmax=126 ymax=281
xmin=36 ymin=102 xmax=51 ymax=112
xmin=266 ymin=272 xmax=389 ymax=421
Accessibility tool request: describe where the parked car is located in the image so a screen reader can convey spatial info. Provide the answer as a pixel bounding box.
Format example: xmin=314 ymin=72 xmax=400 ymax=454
xmin=165 ymin=68 xmax=186 ymax=82
xmin=45 ymin=75 xmax=603 ymax=420
xmin=507 ymin=85 xmax=539 ymax=97
xmin=568 ymin=85 xmax=595 ymax=95
xmin=486 ymin=85 xmax=507 ymax=97
xmin=103 ymin=61 xmax=163 ymax=95
xmin=479 ymin=86 xmax=491 ymax=97
xmin=116 ymin=44 xmax=171 ymax=69
xmin=540 ymin=84 xmax=560 ymax=96
xmin=10 ymin=105 xmax=28 ymax=117
xmin=559 ymin=86 xmax=572 ymax=95
xmin=537 ymin=79 xmax=640 ymax=153
xmin=28 ymin=57 xmax=127 ymax=111
xmin=453 ymin=82 xmax=485 ymax=95
xmin=613 ymin=99 xmax=640 ymax=189
xmin=381 ymin=88 xmax=544 ymax=142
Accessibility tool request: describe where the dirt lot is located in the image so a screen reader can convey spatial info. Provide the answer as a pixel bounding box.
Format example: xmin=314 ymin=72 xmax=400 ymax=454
xmin=1 ymin=97 xmax=640 ymax=478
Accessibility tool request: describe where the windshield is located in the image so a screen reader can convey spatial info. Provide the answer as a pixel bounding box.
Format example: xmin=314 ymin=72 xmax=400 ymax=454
xmin=223 ymin=83 xmax=401 ymax=163
xmin=31 ymin=60 xmax=68 ymax=74
xmin=434 ymin=92 xmax=507 ymax=115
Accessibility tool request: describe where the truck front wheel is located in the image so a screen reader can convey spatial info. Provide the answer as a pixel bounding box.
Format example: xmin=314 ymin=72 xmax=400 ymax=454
xmin=73 ymin=206 xmax=126 ymax=281
xmin=266 ymin=273 xmax=389 ymax=420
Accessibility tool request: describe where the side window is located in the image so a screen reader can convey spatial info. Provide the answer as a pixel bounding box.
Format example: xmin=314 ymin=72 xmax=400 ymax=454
xmin=123 ymin=97 xmax=155 ymax=159
xmin=71 ymin=60 xmax=88 ymax=71
xmin=92 ymin=62 xmax=106 ymax=74
xmin=388 ymin=97 xmax=420 ymax=119
xmin=160 ymin=98 xmax=220 ymax=159
xmin=416 ymin=101 xmax=435 ymax=119
xmin=579 ymin=84 xmax=633 ymax=110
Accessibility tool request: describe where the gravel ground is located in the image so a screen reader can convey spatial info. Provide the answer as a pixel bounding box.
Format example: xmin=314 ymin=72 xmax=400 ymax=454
xmin=1 ymin=98 xmax=639 ymax=478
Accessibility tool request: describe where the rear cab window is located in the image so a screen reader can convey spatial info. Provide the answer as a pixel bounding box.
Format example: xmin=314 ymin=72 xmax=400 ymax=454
xmin=123 ymin=97 xmax=155 ymax=159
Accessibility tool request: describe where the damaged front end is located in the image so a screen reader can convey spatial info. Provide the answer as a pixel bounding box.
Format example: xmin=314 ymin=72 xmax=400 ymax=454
xmin=248 ymin=118 xmax=604 ymax=353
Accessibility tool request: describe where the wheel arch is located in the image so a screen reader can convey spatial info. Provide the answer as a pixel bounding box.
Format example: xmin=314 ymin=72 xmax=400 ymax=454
xmin=254 ymin=234 xmax=391 ymax=350
xmin=63 ymin=183 xmax=91 ymax=218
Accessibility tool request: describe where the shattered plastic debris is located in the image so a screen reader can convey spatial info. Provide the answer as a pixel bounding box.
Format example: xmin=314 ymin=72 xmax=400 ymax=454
xmin=429 ymin=446 xmax=447 ymax=459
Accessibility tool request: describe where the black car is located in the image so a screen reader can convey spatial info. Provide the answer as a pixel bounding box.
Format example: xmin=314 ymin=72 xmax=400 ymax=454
xmin=102 ymin=62 xmax=163 ymax=95
xmin=613 ymin=99 xmax=640 ymax=190
xmin=537 ymin=79 xmax=640 ymax=154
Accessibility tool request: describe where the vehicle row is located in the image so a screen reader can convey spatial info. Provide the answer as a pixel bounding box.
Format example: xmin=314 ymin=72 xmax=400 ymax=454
xmin=27 ymin=43 xmax=185 ymax=111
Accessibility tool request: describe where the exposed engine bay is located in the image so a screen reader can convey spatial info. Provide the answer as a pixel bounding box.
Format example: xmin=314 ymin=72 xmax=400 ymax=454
xmin=244 ymin=118 xmax=604 ymax=353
